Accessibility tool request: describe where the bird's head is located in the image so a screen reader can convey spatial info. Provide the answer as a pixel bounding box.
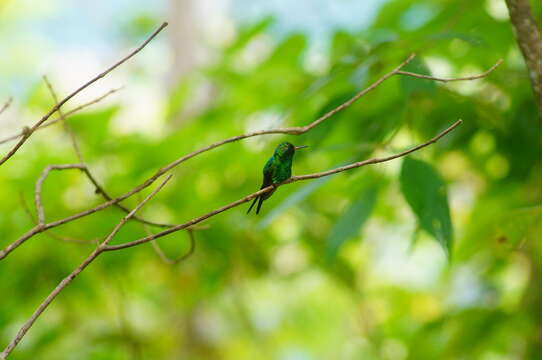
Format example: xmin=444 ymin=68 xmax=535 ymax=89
xmin=274 ymin=142 xmax=307 ymax=159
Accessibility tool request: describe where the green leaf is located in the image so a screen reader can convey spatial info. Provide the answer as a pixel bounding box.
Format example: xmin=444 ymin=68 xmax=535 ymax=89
xmin=400 ymin=157 xmax=453 ymax=257
xmin=326 ymin=183 xmax=379 ymax=261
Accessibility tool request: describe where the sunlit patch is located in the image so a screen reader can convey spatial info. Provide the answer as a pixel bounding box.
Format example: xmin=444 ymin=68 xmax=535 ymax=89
xmin=62 ymin=178 xmax=97 ymax=210
xmin=469 ymin=131 xmax=496 ymax=156
xmin=481 ymin=83 xmax=511 ymax=111
xmin=450 ymin=65 xmax=486 ymax=96
xmin=485 ymin=0 xmax=509 ymax=21
xmin=410 ymin=294 xmax=442 ymax=323
xmin=486 ymin=153 xmax=509 ymax=179
xmin=449 ymin=38 xmax=470 ymax=58
xmin=365 ymin=220 xmax=446 ymax=290
xmin=273 ymin=242 xmax=308 ymax=275
xmin=304 ymin=49 xmax=330 ymax=76
xmin=495 ymin=253 xmax=530 ymax=310
xmin=124 ymin=298 xmax=162 ymax=336
xmin=440 ymin=151 xmax=470 ymax=180
xmin=424 ymin=56 xmax=454 ymax=79
xmin=446 ymin=264 xmax=486 ymax=309
xmin=193 ymin=306 xmax=227 ymax=344
xmin=380 ymin=338 xmax=408 ymax=360
xmin=243 ymin=110 xmax=285 ymax=152
xmin=234 ymin=34 xmax=274 ymax=72
xmin=112 ymin=84 xmax=165 ymax=138
xmin=144 ymin=203 xmax=175 ymax=224
xmin=198 ymin=0 xmax=236 ymax=47
xmin=270 ymin=213 xmax=301 ymax=243
xmin=449 ymin=182 xmax=477 ymax=220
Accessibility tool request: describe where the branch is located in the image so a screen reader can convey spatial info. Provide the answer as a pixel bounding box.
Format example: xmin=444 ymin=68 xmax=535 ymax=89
xmin=0 ymin=22 xmax=168 ymax=167
xmin=0 ymin=119 xmax=461 ymax=358
xmin=43 ymin=77 xmax=172 ymax=228
xmin=0 ymin=87 xmax=122 ymax=146
xmin=505 ymin=0 xmax=542 ymax=117
xmin=0 ymin=97 xmax=13 ymax=117
xmin=1 ymin=55 xmax=501 ymax=261
xmin=34 ymin=164 xmax=86 ymax=225
xmin=19 ymin=192 xmax=98 ymax=244
xmin=396 ymin=59 xmax=503 ymax=82
xmin=148 ymin=225 xmax=208 ymax=265
xmin=0 ymin=175 xmax=172 ymax=359
xmin=104 ymin=119 xmax=463 ymax=252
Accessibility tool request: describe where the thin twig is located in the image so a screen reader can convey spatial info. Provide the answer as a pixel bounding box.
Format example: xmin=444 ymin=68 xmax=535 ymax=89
xmin=0 ymin=175 xmax=172 ymax=359
xmin=34 ymin=164 xmax=86 ymax=225
xmin=0 ymin=55 xmax=501 ymax=261
xmin=0 ymin=22 xmax=168 ymax=167
xmin=0 ymin=87 xmax=122 ymax=146
xmin=19 ymin=192 xmax=98 ymax=244
xmin=0 ymin=119 xmax=460 ymax=357
xmin=104 ymin=119 xmax=463 ymax=252
xmin=396 ymin=59 xmax=503 ymax=82
xmin=43 ymin=76 xmax=85 ymax=162
xmin=0 ymin=97 xmax=13 ymax=117
xmin=43 ymin=77 xmax=172 ymax=228
xmin=148 ymin=225 xmax=205 ymax=265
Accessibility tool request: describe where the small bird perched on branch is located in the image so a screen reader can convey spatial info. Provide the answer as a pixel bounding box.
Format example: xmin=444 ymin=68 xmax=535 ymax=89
xmin=247 ymin=142 xmax=307 ymax=214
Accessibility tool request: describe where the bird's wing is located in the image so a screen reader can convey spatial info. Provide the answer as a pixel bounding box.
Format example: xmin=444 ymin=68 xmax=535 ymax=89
xmin=247 ymin=157 xmax=276 ymax=214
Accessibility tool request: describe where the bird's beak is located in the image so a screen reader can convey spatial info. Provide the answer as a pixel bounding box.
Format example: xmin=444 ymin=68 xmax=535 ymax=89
xmin=295 ymin=145 xmax=308 ymax=150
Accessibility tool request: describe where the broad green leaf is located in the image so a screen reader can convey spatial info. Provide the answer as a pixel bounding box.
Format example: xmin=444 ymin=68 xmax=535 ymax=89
xmin=400 ymin=157 xmax=453 ymax=257
xmin=326 ymin=183 xmax=379 ymax=261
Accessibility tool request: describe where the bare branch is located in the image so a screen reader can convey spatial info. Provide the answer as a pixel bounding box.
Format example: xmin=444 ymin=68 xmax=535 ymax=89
xmin=0 ymin=118 xmax=460 ymax=357
xmin=505 ymin=0 xmax=542 ymax=117
xmin=149 ymin=226 xmax=205 ymax=265
xmin=0 ymin=175 xmax=172 ymax=359
xmin=43 ymin=76 xmax=85 ymax=163
xmin=0 ymin=22 xmax=168 ymax=167
xmin=19 ymin=192 xmax=98 ymax=244
xmin=43 ymin=77 xmax=172 ymax=228
xmin=0 ymin=55 xmax=501 ymax=261
xmin=0 ymin=97 xmax=13 ymax=117
xmin=0 ymin=87 xmax=122 ymax=146
xmin=34 ymin=164 xmax=86 ymax=225
xmin=104 ymin=119 xmax=463 ymax=252
xmin=396 ymin=59 xmax=503 ymax=82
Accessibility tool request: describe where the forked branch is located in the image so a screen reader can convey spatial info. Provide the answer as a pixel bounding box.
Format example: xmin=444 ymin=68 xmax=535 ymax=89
xmin=0 ymin=175 xmax=173 ymax=359
xmin=1 ymin=120 xmax=460 ymax=358
xmin=0 ymin=55 xmax=502 ymax=261
xmin=0 ymin=22 xmax=168 ymax=167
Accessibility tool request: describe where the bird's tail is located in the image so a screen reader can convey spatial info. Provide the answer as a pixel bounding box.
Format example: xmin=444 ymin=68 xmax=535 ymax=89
xmin=247 ymin=196 xmax=259 ymax=214
xmin=255 ymin=195 xmax=264 ymax=214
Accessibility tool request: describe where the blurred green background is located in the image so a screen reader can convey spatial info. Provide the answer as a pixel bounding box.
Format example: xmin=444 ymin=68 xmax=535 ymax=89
xmin=1 ymin=0 xmax=542 ymax=359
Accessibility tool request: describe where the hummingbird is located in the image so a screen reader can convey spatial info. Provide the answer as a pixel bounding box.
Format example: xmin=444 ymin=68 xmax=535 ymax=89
xmin=247 ymin=142 xmax=307 ymax=214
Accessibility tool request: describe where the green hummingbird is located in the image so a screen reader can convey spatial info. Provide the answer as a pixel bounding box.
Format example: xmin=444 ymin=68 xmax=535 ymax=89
xmin=247 ymin=142 xmax=307 ymax=214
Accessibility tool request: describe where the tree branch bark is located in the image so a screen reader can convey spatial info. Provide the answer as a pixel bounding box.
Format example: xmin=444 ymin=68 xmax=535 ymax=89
xmin=0 ymin=175 xmax=172 ymax=359
xmin=0 ymin=22 xmax=168 ymax=167
xmin=0 ymin=56 xmax=502 ymax=262
xmin=505 ymin=0 xmax=542 ymax=117
xmin=0 ymin=119 xmax=461 ymax=358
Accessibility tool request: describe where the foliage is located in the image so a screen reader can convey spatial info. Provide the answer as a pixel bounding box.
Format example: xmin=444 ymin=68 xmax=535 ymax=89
xmin=1 ymin=0 xmax=541 ymax=359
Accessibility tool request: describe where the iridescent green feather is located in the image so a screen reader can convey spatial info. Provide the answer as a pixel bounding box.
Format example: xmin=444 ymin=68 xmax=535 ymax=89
xmin=247 ymin=142 xmax=299 ymax=214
